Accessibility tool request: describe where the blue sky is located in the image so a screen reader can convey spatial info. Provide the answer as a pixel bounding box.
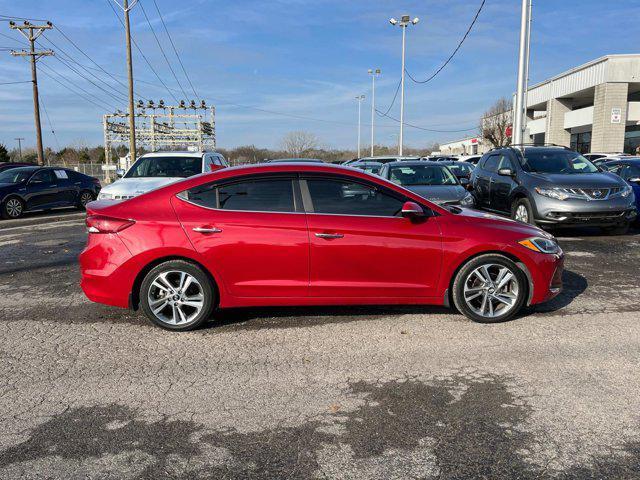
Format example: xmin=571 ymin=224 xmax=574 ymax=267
xmin=1 ymin=0 xmax=639 ymax=152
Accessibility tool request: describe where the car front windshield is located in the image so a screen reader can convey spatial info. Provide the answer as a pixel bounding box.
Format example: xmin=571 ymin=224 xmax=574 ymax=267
xmin=521 ymin=150 xmax=598 ymax=174
xmin=389 ymin=165 xmax=458 ymax=186
xmin=125 ymin=156 xmax=202 ymax=178
xmin=0 ymin=168 xmax=34 ymax=184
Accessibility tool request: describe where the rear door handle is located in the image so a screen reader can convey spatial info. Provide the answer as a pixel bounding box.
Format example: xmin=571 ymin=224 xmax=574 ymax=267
xmin=193 ymin=227 xmax=222 ymax=234
xmin=315 ymin=233 xmax=344 ymax=239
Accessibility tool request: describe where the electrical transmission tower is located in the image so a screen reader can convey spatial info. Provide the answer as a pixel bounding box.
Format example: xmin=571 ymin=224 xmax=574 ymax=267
xmin=9 ymin=21 xmax=54 ymax=166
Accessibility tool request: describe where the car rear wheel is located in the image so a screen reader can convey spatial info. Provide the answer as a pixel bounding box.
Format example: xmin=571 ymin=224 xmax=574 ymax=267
xmin=77 ymin=190 xmax=94 ymax=210
xmin=1 ymin=197 xmax=25 ymax=219
xmin=140 ymin=260 xmax=215 ymax=331
xmin=511 ymin=198 xmax=534 ymax=225
xmin=452 ymin=254 xmax=528 ymax=323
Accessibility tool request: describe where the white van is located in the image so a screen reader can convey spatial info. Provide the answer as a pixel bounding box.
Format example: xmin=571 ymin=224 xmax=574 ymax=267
xmin=98 ymin=151 xmax=227 ymax=200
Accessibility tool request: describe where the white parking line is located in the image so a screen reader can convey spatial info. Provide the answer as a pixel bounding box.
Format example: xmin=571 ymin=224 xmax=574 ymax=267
xmin=0 ymin=219 xmax=85 ymax=235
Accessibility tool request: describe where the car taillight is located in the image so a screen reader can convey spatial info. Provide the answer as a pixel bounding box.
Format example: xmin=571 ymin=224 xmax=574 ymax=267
xmin=86 ymin=215 xmax=135 ymax=234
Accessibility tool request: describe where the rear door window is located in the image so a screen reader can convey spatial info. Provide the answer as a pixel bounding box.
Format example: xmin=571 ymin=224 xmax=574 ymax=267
xmin=182 ymin=177 xmax=296 ymax=213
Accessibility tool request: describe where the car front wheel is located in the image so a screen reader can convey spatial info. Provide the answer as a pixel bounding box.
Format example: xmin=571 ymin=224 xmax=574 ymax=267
xmin=452 ymin=254 xmax=528 ymax=323
xmin=511 ymin=198 xmax=535 ymax=225
xmin=1 ymin=197 xmax=25 ymax=219
xmin=139 ymin=260 xmax=215 ymax=331
xmin=77 ymin=190 xmax=94 ymax=209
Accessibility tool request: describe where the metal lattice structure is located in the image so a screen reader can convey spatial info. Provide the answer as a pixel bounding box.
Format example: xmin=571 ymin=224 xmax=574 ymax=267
xmin=103 ymin=102 xmax=216 ymax=169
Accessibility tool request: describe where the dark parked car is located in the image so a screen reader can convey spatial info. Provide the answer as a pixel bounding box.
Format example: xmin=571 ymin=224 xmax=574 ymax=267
xmin=470 ymin=146 xmax=636 ymax=233
xmin=0 ymin=166 xmax=101 ymax=219
xmin=378 ymin=161 xmax=474 ymax=207
xmin=602 ymin=157 xmax=640 ymax=219
xmin=0 ymin=162 xmax=36 ymax=173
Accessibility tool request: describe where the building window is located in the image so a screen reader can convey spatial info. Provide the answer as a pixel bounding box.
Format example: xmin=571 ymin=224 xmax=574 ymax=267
xmin=624 ymin=125 xmax=640 ymax=154
xmin=570 ymin=131 xmax=591 ymax=154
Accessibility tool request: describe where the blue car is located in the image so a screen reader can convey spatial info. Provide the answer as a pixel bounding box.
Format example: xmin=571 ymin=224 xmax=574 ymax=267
xmin=603 ymin=157 xmax=640 ymax=219
xmin=0 ymin=166 xmax=101 ymax=219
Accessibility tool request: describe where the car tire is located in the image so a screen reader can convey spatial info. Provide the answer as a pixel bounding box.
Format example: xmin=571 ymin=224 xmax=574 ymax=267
xmin=602 ymin=221 xmax=630 ymax=235
xmin=451 ymin=254 xmax=528 ymax=324
xmin=77 ymin=190 xmax=94 ymax=210
xmin=139 ymin=260 xmax=215 ymax=331
xmin=511 ymin=198 xmax=535 ymax=225
xmin=1 ymin=196 xmax=25 ymax=219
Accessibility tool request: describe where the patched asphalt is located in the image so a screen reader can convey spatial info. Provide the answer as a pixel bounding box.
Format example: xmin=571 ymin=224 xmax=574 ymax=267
xmin=1 ymin=215 xmax=639 ymax=479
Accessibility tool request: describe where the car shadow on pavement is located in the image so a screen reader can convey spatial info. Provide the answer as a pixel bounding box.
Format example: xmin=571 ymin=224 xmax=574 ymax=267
xmin=1 ymin=372 xmax=638 ymax=479
xmin=525 ymin=269 xmax=588 ymax=316
xmin=209 ymin=304 xmax=453 ymax=331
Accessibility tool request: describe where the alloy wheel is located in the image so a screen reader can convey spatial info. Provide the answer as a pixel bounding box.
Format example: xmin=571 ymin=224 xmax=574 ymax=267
xmin=147 ymin=270 xmax=205 ymax=326
xmin=515 ymin=204 xmax=529 ymax=223
xmin=80 ymin=192 xmax=93 ymax=206
xmin=463 ymin=263 xmax=520 ymax=319
xmin=5 ymin=199 xmax=22 ymax=218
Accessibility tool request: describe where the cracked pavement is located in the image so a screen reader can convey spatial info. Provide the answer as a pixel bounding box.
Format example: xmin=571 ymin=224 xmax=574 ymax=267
xmin=1 ymin=211 xmax=639 ymax=479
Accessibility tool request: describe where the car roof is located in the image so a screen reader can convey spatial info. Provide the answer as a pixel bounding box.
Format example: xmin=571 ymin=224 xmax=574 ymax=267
xmin=605 ymin=157 xmax=640 ymax=164
xmin=2 ymin=166 xmax=39 ymax=173
xmin=267 ymin=158 xmax=324 ymax=163
xmin=358 ymin=156 xmax=421 ymax=161
xmin=384 ymin=160 xmax=448 ymax=167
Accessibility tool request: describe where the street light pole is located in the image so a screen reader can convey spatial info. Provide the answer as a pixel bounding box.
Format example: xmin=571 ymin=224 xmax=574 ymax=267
xmin=390 ymin=15 xmax=419 ymax=156
xmin=355 ymin=95 xmax=365 ymax=158
xmin=368 ymin=68 xmax=380 ymax=156
xmin=14 ymin=137 xmax=24 ymax=160
xmin=513 ymin=0 xmax=532 ymax=146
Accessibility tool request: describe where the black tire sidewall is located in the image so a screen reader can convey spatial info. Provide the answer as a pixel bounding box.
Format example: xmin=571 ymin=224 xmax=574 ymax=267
xmin=2 ymin=196 xmax=24 ymax=219
xmin=511 ymin=198 xmax=535 ymax=225
xmin=140 ymin=260 xmax=215 ymax=331
xmin=77 ymin=190 xmax=94 ymax=209
xmin=452 ymin=254 xmax=528 ymax=323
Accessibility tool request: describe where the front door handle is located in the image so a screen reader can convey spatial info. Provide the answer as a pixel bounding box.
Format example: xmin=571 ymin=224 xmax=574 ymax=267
xmin=193 ymin=226 xmax=222 ymax=234
xmin=315 ymin=233 xmax=344 ymax=239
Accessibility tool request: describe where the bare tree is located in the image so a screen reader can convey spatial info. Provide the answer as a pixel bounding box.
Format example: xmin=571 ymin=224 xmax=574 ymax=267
xmin=481 ymin=98 xmax=513 ymax=148
xmin=281 ymin=131 xmax=319 ymax=157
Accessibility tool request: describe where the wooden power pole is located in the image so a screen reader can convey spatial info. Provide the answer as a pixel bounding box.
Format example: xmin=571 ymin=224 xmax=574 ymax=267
xmin=9 ymin=21 xmax=54 ymax=166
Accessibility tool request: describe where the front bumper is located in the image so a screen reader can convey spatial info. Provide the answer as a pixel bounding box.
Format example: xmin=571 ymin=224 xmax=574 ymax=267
xmin=532 ymin=193 xmax=637 ymax=226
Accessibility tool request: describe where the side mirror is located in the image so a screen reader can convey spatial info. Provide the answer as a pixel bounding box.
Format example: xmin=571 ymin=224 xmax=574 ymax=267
xmin=628 ymin=177 xmax=640 ymax=184
xmin=498 ymin=167 xmax=514 ymax=177
xmin=116 ymin=169 xmax=125 ymax=178
xmin=401 ymin=201 xmax=425 ymax=219
xmin=459 ymin=177 xmax=470 ymax=186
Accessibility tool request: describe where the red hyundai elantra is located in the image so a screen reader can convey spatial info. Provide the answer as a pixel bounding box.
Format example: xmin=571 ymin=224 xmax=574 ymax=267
xmin=80 ymin=163 xmax=563 ymax=331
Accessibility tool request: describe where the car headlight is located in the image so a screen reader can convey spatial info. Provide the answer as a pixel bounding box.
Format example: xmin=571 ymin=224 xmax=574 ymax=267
xmin=460 ymin=192 xmax=474 ymax=206
xmin=620 ymin=185 xmax=632 ymax=198
xmin=98 ymin=192 xmax=113 ymax=200
xmin=518 ymin=236 xmax=561 ymax=254
xmin=534 ymin=187 xmax=569 ymax=201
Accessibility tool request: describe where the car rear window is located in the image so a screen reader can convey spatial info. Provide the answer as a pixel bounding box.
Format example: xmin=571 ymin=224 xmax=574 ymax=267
xmin=126 ymin=156 xmax=203 ymax=178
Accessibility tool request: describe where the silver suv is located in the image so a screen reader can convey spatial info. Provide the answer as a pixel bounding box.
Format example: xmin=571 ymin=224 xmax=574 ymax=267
xmin=470 ymin=146 xmax=637 ymax=233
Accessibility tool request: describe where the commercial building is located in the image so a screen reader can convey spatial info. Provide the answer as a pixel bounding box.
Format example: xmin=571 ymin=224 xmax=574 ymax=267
xmin=440 ymin=54 xmax=640 ymax=155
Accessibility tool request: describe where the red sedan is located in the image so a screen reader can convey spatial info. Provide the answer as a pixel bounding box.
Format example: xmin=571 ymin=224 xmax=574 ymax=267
xmin=80 ymin=163 xmax=563 ymax=331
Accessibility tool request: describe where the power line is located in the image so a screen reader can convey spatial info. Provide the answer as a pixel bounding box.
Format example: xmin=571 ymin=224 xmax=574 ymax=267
xmin=54 ymin=25 xmax=149 ymax=100
xmin=138 ymin=0 xmax=189 ymax=99
xmin=104 ymin=0 xmax=179 ymax=103
xmin=38 ymin=62 xmax=117 ymax=111
xmin=38 ymin=34 xmax=130 ymax=103
xmin=0 ymin=14 xmax=50 ymax=22
xmin=150 ymin=0 xmax=198 ymax=98
xmin=375 ymin=108 xmax=478 ymax=133
xmin=405 ymin=0 xmax=486 ymax=84
xmin=0 ymin=80 xmax=32 ymax=85
xmin=39 ymin=95 xmax=61 ymax=151
xmin=379 ymin=78 xmax=402 ymax=116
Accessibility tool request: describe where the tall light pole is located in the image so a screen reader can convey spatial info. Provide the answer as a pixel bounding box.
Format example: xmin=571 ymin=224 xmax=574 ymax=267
xmin=355 ymin=95 xmax=365 ymax=158
xmin=111 ymin=0 xmax=138 ymax=170
xmin=513 ymin=0 xmax=532 ymax=146
xmin=390 ymin=15 xmax=419 ymax=156
xmin=14 ymin=137 xmax=24 ymax=160
xmin=368 ymin=68 xmax=380 ymax=156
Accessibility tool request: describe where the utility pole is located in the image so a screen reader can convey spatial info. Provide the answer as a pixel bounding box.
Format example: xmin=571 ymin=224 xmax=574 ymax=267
xmin=355 ymin=95 xmax=365 ymax=158
xmin=513 ymin=0 xmax=532 ymax=146
xmin=14 ymin=137 xmax=24 ymax=160
xmin=368 ymin=69 xmax=380 ymax=156
xmin=390 ymin=15 xmax=419 ymax=156
xmin=110 ymin=0 xmax=138 ymax=170
xmin=9 ymin=21 xmax=53 ymax=166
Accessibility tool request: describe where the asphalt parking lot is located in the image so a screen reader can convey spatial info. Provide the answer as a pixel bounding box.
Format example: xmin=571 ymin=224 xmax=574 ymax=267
xmin=1 ymin=211 xmax=639 ymax=479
